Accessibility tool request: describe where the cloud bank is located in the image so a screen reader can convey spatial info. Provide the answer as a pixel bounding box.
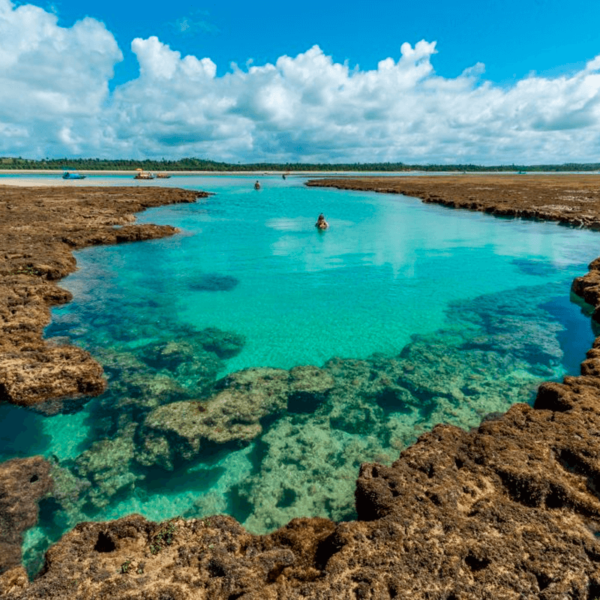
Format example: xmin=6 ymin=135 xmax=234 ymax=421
xmin=1 ymin=0 xmax=600 ymax=163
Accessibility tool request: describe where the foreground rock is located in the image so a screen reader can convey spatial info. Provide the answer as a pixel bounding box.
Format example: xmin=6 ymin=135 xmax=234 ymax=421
xmin=7 ymin=378 xmax=600 ymax=598
xmin=0 ymin=186 xmax=206 ymax=409
xmin=0 ymin=457 xmax=53 ymax=574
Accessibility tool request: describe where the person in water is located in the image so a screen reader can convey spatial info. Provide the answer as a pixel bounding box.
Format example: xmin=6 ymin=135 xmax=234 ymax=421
xmin=254 ymin=180 xmax=261 ymax=190
xmin=315 ymin=213 xmax=329 ymax=229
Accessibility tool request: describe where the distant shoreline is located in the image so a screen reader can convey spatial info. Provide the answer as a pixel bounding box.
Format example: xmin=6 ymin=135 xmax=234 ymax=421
xmin=2 ymin=169 xmax=600 ymax=178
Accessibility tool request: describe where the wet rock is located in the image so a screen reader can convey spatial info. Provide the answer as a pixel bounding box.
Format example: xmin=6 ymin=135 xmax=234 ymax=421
xmin=0 ymin=456 xmax=53 ymax=574
xmin=0 ymin=345 xmax=106 ymax=410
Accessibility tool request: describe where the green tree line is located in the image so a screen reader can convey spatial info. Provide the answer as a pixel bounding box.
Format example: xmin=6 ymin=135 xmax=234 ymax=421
xmin=1 ymin=157 xmax=599 ymax=172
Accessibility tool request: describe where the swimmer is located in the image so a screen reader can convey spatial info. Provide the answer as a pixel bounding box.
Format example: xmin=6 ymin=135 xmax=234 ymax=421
xmin=315 ymin=213 xmax=329 ymax=230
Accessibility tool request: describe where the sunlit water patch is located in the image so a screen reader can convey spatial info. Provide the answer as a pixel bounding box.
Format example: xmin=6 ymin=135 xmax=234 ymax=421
xmin=1 ymin=175 xmax=599 ymax=575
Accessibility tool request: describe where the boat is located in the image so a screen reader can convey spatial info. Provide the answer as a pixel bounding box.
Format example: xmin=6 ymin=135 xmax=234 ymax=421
xmin=62 ymin=169 xmax=86 ymax=180
xmin=134 ymin=169 xmax=155 ymax=180
xmin=156 ymin=173 xmax=171 ymax=179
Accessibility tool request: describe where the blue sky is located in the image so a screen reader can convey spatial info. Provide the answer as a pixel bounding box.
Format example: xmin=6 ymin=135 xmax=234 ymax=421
xmin=35 ymin=0 xmax=600 ymax=84
xmin=2 ymin=0 xmax=600 ymax=162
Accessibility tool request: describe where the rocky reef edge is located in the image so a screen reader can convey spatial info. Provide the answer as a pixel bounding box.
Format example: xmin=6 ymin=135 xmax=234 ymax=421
xmin=4 ymin=178 xmax=600 ymax=598
xmin=0 ymin=185 xmax=206 ymax=411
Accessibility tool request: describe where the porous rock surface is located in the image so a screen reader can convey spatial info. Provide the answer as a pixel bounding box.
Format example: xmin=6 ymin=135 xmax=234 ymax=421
xmin=5 ymin=177 xmax=600 ymax=598
xmin=0 ymin=457 xmax=53 ymax=574
xmin=6 ymin=380 xmax=600 ymax=599
xmin=0 ymin=185 xmax=206 ymax=409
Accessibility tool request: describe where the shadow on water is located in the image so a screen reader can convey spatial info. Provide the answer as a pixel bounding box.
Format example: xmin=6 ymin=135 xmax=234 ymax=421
xmin=0 ymin=405 xmax=51 ymax=461
xmin=542 ymin=292 xmax=597 ymax=377
xmin=512 ymin=257 xmax=567 ymax=278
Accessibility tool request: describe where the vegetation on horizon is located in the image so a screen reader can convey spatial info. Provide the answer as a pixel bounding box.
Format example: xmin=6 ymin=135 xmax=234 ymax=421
xmin=1 ymin=156 xmax=599 ymax=172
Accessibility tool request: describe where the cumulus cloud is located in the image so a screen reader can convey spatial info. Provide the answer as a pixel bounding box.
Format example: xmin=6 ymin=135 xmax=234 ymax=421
xmin=0 ymin=0 xmax=122 ymax=156
xmin=1 ymin=0 xmax=600 ymax=163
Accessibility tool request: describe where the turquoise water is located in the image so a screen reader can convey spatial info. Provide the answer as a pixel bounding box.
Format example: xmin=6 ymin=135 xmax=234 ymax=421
xmin=1 ymin=175 xmax=599 ymax=574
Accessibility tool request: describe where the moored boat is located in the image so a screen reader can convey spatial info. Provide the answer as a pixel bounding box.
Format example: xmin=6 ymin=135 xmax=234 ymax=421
xmin=134 ymin=169 xmax=155 ymax=180
xmin=62 ymin=170 xmax=86 ymax=180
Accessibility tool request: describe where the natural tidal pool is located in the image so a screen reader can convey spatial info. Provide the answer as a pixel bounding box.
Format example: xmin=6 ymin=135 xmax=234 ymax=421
xmin=2 ymin=175 xmax=600 ymax=574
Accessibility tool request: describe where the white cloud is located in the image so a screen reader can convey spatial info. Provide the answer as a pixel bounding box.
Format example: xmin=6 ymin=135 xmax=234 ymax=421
xmin=1 ymin=0 xmax=600 ymax=163
xmin=0 ymin=0 xmax=122 ymax=156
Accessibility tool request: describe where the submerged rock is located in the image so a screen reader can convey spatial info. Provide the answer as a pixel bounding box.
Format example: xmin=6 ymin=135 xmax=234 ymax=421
xmin=188 ymin=273 xmax=239 ymax=292
xmin=195 ymin=327 xmax=246 ymax=359
xmin=136 ymin=367 xmax=334 ymax=470
xmin=238 ymin=416 xmax=386 ymax=532
xmin=73 ymin=423 xmax=142 ymax=509
xmin=11 ymin=386 xmax=600 ymax=599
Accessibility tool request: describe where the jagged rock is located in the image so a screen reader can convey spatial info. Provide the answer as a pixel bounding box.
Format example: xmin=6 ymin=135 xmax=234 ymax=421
xmin=10 ymin=380 xmax=600 ymax=598
xmin=0 ymin=457 xmax=53 ymax=574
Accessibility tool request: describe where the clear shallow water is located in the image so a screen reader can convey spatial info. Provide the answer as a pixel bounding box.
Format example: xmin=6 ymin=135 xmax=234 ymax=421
xmin=1 ymin=175 xmax=599 ymax=574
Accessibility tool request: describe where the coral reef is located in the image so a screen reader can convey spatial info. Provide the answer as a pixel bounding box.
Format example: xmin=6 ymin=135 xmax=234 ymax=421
xmin=136 ymin=366 xmax=334 ymax=470
xmin=8 ymin=380 xmax=600 ymax=598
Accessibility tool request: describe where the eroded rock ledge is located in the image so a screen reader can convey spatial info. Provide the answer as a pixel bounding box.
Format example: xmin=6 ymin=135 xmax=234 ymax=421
xmin=4 ymin=177 xmax=600 ymax=598
xmin=0 ymin=186 xmax=206 ymax=410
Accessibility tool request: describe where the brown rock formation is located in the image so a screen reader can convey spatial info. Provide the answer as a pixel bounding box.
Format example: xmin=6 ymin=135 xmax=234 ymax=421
xmin=7 ymin=389 xmax=600 ymax=598
xmin=573 ymin=257 xmax=600 ymax=323
xmin=0 ymin=186 xmax=206 ymax=410
xmin=0 ymin=457 xmax=53 ymax=574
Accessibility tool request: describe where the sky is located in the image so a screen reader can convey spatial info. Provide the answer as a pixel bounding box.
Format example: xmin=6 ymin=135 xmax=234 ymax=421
xmin=1 ymin=0 xmax=600 ymax=163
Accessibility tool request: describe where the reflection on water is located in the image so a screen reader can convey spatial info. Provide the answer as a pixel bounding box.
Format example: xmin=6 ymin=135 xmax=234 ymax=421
xmin=1 ymin=175 xmax=597 ymax=575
